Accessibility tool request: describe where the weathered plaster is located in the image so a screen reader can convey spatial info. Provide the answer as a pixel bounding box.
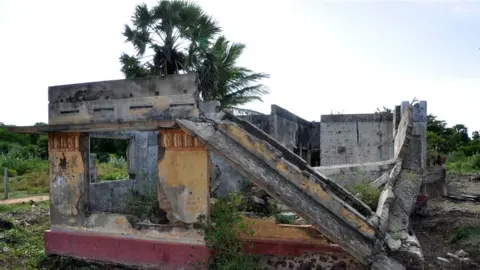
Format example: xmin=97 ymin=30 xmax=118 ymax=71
xmin=158 ymin=129 xmax=209 ymax=224
xmin=320 ymin=113 xmax=394 ymax=166
xmin=314 ymin=159 xmax=395 ymax=187
xmin=48 ymin=74 xmax=199 ymax=125
xmin=49 ymin=132 xmax=89 ymax=226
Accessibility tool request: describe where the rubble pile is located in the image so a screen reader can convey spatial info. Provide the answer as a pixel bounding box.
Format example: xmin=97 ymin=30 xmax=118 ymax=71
xmin=237 ymin=185 xmax=309 ymax=225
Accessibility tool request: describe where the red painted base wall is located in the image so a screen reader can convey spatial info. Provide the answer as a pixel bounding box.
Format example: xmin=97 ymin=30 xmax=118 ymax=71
xmin=44 ymin=230 xmax=345 ymax=269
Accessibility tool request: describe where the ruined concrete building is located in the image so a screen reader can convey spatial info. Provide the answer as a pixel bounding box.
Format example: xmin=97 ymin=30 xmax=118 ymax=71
xmin=10 ymin=74 xmax=427 ymax=270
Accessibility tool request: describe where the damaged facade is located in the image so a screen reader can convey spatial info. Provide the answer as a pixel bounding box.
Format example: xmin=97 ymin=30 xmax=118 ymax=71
xmin=10 ymin=73 xmax=427 ymax=270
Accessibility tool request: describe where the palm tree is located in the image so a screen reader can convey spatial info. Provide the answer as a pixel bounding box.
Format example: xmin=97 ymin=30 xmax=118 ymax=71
xmin=197 ymin=36 xmax=269 ymax=114
xmin=120 ymin=0 xmax=269 ymax=115
xmin=120 ymin=0 xmax=220 ymax=78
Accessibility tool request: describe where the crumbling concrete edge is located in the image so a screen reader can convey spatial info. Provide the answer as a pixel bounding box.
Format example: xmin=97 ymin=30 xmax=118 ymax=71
xmin=177 ymin=117 xmax=377 ymax=265
xmin=371 ymin=102 xmax=425 ymax=270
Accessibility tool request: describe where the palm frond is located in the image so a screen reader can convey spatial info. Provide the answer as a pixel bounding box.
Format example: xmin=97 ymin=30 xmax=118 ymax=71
xmin=119 ymin=53 xmax=150 ymax=78
xmin=132 ymin=3 xmax=152 ymax=30
xmin=122 ymin=25 xmax=151 ymax=56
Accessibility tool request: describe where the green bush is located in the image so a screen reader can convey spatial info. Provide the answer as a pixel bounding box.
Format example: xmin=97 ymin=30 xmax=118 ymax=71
xmin=345 ymin=183 xmax=381 ymax=211
xmin=7 ymin=168 xmax=17 ymax=177
xmin=445 ymin=153 xmax=480 ymax=173
xmin=107 ymin=154 xmax=127 ymax=169
xmin=195 ymin=192 xmax=260 ymax=270
xmin=449 ymin=225 xmax=480 ymax=247
xmin=97 ymin=157 xmax=129 ymax=181
xmin=275 ymin=213 xmax=295 ymax=224
xmin=97 ymin=171 xmax=129 ymax=181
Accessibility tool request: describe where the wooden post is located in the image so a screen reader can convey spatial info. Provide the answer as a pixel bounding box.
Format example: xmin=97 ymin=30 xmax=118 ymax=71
xmin=4 ymin=168 xmax=8 ymax=200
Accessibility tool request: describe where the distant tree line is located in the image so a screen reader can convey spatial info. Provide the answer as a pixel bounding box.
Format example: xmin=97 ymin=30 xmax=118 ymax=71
xmin=1 ymin=111 xmax=478 ymax=170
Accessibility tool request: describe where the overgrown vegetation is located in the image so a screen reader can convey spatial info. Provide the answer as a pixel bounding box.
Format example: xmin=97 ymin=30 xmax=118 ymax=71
xmin=96 ymin=154 xmax=129 ymax=181
xmin=0 ymin=202 xmax=50 ymax=269
xmin=195 ymin=192 xmax=260 ymax=270
xmin=0 ymin=124 xmax=132 ymax=196
xmin=449 ymin=225 xmax=480 ymax=248
xmin=345 ymin=183 xmax=381 ymax=211
xmin=426 ymin=115 xmax=480 ymax=173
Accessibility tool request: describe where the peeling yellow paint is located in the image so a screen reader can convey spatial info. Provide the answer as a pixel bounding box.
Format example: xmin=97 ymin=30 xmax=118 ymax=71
xmin=340 ymin=208 xmax=375 ymax=237
xmin=299 ymin=177 xmax=330 ymax=201
xmin=49 ymin=133 xmax=85 ymax=221
xmin=158 ymin=129 xmax=209 ymax=223
xmin=218 ymin=124 xmax=276 ymax=161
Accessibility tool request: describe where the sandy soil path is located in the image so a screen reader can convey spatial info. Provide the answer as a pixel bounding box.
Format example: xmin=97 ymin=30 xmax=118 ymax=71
xmin=0 ymin=195 xmax=49 ymax=205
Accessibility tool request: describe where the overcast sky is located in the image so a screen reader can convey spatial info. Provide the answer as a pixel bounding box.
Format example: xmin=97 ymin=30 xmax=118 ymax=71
xmin=1 ymin=0 xmax=479 ymax=133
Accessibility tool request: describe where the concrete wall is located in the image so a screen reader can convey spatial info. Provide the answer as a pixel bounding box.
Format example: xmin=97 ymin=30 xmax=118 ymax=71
xmin=210 ymin=152 xmax=249 ymax=198
xmin=239 ymin=105 xmax=319 ymax=164
xmin=88 ymin=130 xmax=158 ymax=213
xmin=315 ymin=160 xmax=395 ymax=187
xmin=215 ymin=105 xmax=319 ymax=198
xmin=319 ymin=113 xmax=394 ymax=166
xmin=48 ymin=74 xmax=199 ymax=125
xmin=238 ymin=114 xmax=270 ymax=134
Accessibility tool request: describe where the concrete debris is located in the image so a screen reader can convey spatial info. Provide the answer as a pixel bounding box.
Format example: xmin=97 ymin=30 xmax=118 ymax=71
xmin=386 ymin=234 xmax=402 ymax=251
xmin=437 ymin=257 xmax=450 ymax=263
xmin=251 ymin=196 xmax=265 ymax=205
xmin=444 ymin=193 xmax=480 ymax=202
xmin=455 ymin=249 xmax=468 ymax=258
xmin=292 ymin=217 xmax=310 ymax=225
xmin=447 ymin=252 xmax=471 ymax=262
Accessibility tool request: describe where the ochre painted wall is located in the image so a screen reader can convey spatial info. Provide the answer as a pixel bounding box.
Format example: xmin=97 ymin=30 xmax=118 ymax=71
xmin=158 ymin=129 xmax=209 ymax=223
xmin=48 ymin=132 xmax=88 ymax=226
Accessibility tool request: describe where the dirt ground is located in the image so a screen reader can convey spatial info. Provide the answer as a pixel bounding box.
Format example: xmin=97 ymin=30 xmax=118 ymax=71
xmin=0 ymin=195 xmax=49 ymax=205
xmin=1 ymin=172 xmax=479 ymax=269
xmin=412 ymin=172 xmax=480 ymax=270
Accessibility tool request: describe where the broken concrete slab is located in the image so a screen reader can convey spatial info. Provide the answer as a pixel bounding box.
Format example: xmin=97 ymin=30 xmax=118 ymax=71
xmin=177 ymin=118 xmax=378 ymax=265
xmin=384 ymin=102 xmax=426 ymax=269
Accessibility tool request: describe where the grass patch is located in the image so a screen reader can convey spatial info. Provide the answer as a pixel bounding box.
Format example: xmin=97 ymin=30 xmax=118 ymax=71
xmin=0 ymin=156 xmax=128 ymax=198
xmin=449 ymin=225 xmax=480 ymax=247
xmin=274 ymin=213 xmax=295 ymax=224
xmin=0 ymin=169 xmax=49 ymax=197
xmin=445 ymin=153 xmax=480 ymax=174
xmin=345 ymin=183 xmax=381 ymax=211
xmin=0 ymin=203 xmax=37 ymax=213
xmin=0 ymin=201 xmax=50 ymax=269
xmin=97 ymin=161 xmax=129 ymax=182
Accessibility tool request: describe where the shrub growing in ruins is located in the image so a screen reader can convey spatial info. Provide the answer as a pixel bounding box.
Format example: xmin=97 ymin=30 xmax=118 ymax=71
xmin=345 ymin=183 xmax=380 ymax=211
xmin=195 ymin=192 xmax=260 ymax=270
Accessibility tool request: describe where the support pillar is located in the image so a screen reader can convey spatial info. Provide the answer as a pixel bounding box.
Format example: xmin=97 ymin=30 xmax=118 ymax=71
xmin=157 ymin=129 xmax=210 ymax=224
xmin=48 ymin=132 xmax=89 ymax=226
